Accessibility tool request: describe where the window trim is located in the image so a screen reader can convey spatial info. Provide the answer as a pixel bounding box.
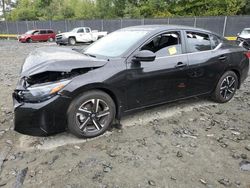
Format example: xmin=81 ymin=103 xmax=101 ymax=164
xmin=129 ymin=30 xmax=185 ymax=61
xmin=185 ymin=30 xmax=212 ymax=53
xmin=127 ymin=29 xmax=223 ymax=64
xmin=183 ymin=30 xmax=222 ymax=55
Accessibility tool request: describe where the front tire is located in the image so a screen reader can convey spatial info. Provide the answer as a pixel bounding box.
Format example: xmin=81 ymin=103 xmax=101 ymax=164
xmin=212 ymin=71 xmax=238 ymax=103
xmin=48 ymin=37 xmax=54 ymax=42
xmin=68 ymin=37 xmax=76 ymax=45
xmin=26 ymin=38 xmax=32 ymax=43
xmin=67 ymin=90 xmax=116 ymax=138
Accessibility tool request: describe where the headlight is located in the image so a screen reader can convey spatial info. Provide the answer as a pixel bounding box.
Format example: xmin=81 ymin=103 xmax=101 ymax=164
xmin=21 ymin=80 xmax=70 ymax=103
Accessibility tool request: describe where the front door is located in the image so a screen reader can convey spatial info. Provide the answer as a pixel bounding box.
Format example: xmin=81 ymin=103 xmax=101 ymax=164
xmin=125 ymin=31 xmax=190 ymax=110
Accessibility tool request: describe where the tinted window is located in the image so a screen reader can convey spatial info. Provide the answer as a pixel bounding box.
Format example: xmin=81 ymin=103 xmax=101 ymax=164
xmin=85 ymin=28 xmax=90 ymax=33
xmin=48 ymin=30 xmax=54 ymax=34
xmin=186 ymin=31 xmax=211 ymax=52
xmin=40 ymin=30 xmax=47 ymax=34
xmin=77 ymin=29 xmax=84 ymax=33
xmin=210 ymin=35 xmax=221 ymax=49
xmin=141 ymin=31 xmax=182 ymax=57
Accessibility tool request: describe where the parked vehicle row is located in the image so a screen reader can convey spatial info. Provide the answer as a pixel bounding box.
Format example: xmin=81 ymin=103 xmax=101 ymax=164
xmin=13 ymin=25 xmax=249 ymax=138
xmin=17 ymin=27 xmax=107 ymax=45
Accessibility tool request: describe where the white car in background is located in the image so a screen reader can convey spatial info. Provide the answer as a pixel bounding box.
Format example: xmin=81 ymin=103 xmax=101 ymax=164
xmin=56 ymin=27 xmax=108 ymax=45
xmin=237 ymin=28 xmax=250 ymax=50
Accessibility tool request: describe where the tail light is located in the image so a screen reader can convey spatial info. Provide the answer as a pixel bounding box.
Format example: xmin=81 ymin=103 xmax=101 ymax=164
xmin=245 ymin=51 xmax=250 ymax=59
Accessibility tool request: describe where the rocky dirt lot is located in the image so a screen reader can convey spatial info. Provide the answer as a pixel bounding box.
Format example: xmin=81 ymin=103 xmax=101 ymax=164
xmin=0 ymin=40 xmax=250 ymax=188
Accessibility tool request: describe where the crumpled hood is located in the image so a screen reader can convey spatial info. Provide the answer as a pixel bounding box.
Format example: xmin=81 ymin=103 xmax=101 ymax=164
xmin=21 ymin=47 xmax=107 ymax=77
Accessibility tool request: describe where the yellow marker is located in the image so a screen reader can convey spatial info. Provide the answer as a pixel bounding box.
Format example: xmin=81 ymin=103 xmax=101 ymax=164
xmin=168 ymin=47 xmax=177 ymax=55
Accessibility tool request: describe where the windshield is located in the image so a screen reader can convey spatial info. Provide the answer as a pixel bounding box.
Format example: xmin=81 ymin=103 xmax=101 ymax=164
xmin=84 ymin=30 xmax=149 ymax=57
xmin=241 ymin=30 xmax=250 ymax=35
xmin=25 ymin=30 xmax=35 ymax=34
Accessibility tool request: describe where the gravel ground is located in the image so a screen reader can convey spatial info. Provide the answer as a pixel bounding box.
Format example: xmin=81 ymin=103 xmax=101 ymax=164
xmin=0 ymin=40 xmax=250 ymax=188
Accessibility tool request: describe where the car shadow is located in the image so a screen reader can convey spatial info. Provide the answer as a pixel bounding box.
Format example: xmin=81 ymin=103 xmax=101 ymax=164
xmin=17 ymin=96 xmax=217 ymax=150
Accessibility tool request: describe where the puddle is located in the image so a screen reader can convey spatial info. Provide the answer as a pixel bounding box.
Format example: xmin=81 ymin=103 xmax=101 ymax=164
xmin=18 ymin=98 xmax=217 ymax=150
xmin=240 ymin=161 xmax=250 ymax=171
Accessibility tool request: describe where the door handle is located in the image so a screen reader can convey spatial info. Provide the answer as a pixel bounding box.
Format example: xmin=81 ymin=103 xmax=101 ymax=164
xmin=175 ymin=62 xmax=187 ymax=68
xmin=218 ymin=55 xmax=226 ymax=61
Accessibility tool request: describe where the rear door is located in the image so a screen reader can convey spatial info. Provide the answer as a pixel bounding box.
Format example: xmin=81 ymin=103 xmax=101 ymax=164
xmin=39 ymin=30 xmax=48 ymax=41
xmin=125 ymin=31 xmax=190 ymax=110
xmin=185 ymin=31 xmax=228 ymax=96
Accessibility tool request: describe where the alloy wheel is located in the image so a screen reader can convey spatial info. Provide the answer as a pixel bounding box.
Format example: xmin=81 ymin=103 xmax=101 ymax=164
xmin=75 ymin=99 xmax=111 ymax=133
xmin=220 ymin=76 xmax=236 ymax=100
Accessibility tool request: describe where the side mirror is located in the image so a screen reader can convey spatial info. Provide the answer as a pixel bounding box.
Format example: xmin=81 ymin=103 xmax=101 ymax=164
xmin=237 ymin=33 xmax=240 ymax=36
xmin=132 ymin=50 xmax=156 ymax=62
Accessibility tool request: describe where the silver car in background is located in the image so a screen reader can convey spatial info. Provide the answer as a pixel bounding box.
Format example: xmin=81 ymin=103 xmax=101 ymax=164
xmin=237 ymin=28 xmax=250 ymax=50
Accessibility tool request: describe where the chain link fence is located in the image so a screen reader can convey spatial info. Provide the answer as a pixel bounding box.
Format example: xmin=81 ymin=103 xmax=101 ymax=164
xmin=0 ymin=16 xmax=249 ymax=36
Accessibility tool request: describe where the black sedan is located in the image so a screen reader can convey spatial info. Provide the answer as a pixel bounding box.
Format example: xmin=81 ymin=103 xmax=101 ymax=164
xmin=13 ymin=25 xmax=249 ymax=138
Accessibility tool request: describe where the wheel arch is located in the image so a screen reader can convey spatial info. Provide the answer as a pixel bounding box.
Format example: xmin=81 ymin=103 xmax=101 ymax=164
xmin=69 ymin=84 xmax=123 ymax=120
xmin=228 ymin=68 xmax=241 ymax=89
xmin=68 ymin=36 xmax=76 ymax=39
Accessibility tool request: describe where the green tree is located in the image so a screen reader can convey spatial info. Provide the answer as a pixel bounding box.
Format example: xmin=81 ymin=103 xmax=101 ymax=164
xmin=5 ymin=0 xmax=250 ymax=21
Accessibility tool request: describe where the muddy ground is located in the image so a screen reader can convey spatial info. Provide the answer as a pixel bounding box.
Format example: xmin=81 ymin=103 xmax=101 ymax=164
xmin=0 ymin=40 xmax=250 ymax=188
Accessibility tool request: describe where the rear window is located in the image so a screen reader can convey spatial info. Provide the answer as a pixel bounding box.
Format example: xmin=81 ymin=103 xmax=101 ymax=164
xmin=48 ymin=30 xmax=54 ymax=34
xmin=210 ymin=35 xmax=221 ymax=49
xmin=186 ymin=31 xmax=211 ymax=52
xmin=85 ymin=28 xmax=90 ymax=33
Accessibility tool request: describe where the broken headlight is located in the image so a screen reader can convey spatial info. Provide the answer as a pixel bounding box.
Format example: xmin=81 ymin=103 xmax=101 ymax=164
xmin=21 ymin=80 xmax=71 ymax=103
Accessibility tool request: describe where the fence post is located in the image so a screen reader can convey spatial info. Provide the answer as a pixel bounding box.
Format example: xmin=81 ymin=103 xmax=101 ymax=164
xmin=141 ymin=18 xmax=144 ymax=25
xmin=16 ymin=21 xmax=19 ymax=34
xmin=49 ymin=20 xmax=52 ymax=29
xmin=25 ymin=20 xmax=29 ymax=31
xmin=223 ymin=16 xmax=227 ymax=37
xmin=167 ymin=18 xmax=170 ymax=24
xmin=101 ymin=19 xmax=104 ymax=31
xmin=5 ymin=21 xmax=9 ymax=34
xmin=64 ymin=20 xmax=67 ymax=32
xmin=194 ymin=17 xmax=197 ymax=27
xmin=120 ymin=18 xmax=123 ymax=29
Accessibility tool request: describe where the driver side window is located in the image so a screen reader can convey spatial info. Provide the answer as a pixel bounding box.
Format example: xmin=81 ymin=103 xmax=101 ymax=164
xmin=77 ymin=29 xmax=84 ymax=33
xmin=141 ymin=31 xmax=182 ymax=57
xmin=33 ymin=31 xmax=39 ymax=35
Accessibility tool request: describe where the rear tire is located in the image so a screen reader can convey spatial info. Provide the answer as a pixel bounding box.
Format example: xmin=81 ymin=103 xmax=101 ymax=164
xmin=67 ymin=90 xmax=116 ymax=138
xmin=212 ymin=71 xmax=238 ymax=103
xmin=68 ymin=37 xmax=76 ymax=45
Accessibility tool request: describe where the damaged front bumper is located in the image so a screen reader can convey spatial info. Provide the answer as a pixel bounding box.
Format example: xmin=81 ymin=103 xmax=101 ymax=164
xmin=13 ymin=93 xmax=71 ymax=136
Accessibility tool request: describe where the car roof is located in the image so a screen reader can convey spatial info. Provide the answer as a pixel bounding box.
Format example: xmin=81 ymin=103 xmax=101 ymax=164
xmin=120 ymin=24 xmax=214 ymax=35
xmin=243 ymin=28 xmax=250 ymax=30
